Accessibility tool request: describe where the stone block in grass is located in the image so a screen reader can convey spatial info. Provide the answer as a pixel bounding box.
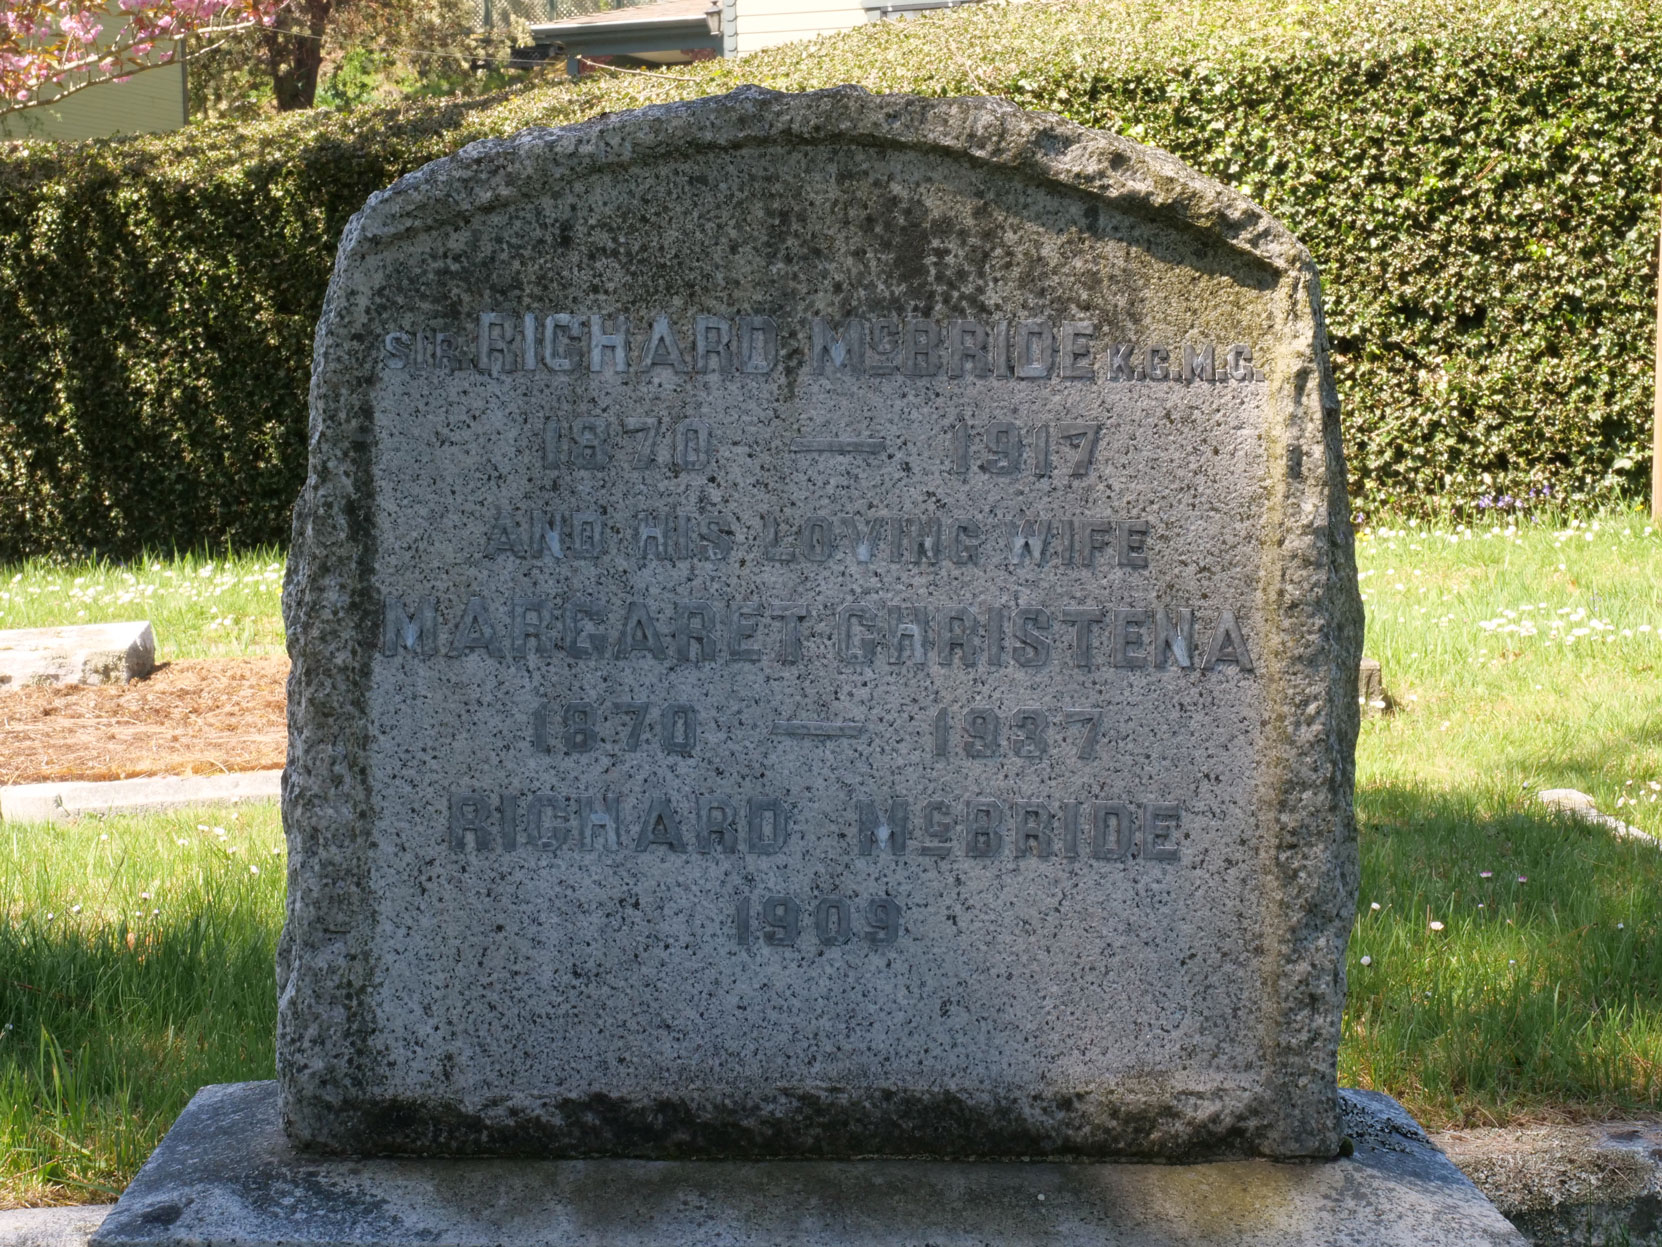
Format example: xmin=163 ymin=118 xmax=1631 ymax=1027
xmin=0 ymin=621 xmax=154 ymax=689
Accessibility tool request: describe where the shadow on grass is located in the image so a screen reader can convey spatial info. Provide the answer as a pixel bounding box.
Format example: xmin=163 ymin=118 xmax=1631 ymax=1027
xmin=0 ymin=903 xmax=277 ymax=1205
xmin=1344 ymin=781 xmax=1662 ymax=1127
xmin=1503 ymin=705 xmax=1662 ymax=814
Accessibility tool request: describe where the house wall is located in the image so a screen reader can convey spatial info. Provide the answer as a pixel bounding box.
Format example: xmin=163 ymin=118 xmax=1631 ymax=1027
xmin=0 ymin=1 xmax=186 ymax=144
xmin=0 ymin=59 xmax=186 ymax=142
xmin=730 ymin=0 xmax=871 ymax=54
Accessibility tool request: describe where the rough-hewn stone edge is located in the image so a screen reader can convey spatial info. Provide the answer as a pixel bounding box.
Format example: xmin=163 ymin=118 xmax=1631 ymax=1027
xmin=340 ymin=85 xmax=1310 ymax=281
xmin=278 ymin=85 xmax=1361 ymax=1161
xmin=1249 ymin=260 xmax=1361 ymax=1157
xmin=277 ymin=217 xmax=383 ymax=1144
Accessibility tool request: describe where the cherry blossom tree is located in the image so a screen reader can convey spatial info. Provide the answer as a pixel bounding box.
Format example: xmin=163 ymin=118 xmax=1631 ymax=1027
xmin=1 ymin=0 xmax=287 ymax=114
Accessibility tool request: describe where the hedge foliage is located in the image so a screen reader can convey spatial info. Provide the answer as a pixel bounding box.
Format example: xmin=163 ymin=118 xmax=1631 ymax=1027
xmin=3 ymin=0 xmax=1660 ymax=558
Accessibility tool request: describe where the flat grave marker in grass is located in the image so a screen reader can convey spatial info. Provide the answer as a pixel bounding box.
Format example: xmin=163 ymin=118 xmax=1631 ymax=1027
xmin=0 ymin=621 xmax=154 ymax=689
xmin=0 ymin=553 xmax=286 ymax=662
xmin=89 ymin=88 xmax=1526 ymax=1247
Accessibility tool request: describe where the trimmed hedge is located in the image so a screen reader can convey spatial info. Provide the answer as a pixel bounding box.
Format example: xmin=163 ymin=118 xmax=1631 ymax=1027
xmin=2 ymin=0 xmax=1659 ymax=558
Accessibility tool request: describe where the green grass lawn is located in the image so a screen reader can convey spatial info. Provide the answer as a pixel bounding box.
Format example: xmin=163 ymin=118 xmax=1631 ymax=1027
xmin=0 ymin=808 xmax=283 ymax=1207
xmin=0 ymin=551 xmax=287 ymax=660
xmin=0 ymin=507 xmax=1658 ymax=1205
xmin=1343 ymin=506 xmax=1662 ymax=1125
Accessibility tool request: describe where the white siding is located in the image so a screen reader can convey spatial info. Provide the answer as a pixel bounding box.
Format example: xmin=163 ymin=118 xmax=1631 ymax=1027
xmin=731 ymin=0 xmax=870 ymax=54
xmin=0 ymin=3 xmax=186 ymax=144
xmin=0 ymin=59 xmax=185 ymax=142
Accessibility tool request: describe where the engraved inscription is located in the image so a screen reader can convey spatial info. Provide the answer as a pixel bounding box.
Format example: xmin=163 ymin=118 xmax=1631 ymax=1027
xmin=856 ymin=798 xmax=1182 ymax=862
xmin=734 ymin=894 xmax=903 ymax=946
xmin=532 ymin=700 xmax=701 ymax=755
xmin=543 ymin=416 xmax=714 ymax=473
xmin=448 ymin=791 xmax=787 ymax=854
xmin=791 ymin=437 xmax=887 ymax=455
xmin=932 ymin=705 xmax=1121 ymax=760
xmin=386 ymin=597 xmax=1256 ymax=673
xmin=951 ymin=422 xmax=1102 ymax=478
xmin=386 ymin=307 xmax=1258 ymax=950
xmin=773 ymin=720 xmax=867 ymax=738
xmin=382 ymin=313 xmax=1266 ymax=387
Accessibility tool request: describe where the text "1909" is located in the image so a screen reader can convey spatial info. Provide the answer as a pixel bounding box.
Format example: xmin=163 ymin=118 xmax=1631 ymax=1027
xmin=735 ymin=895 xmax=902 ymax=946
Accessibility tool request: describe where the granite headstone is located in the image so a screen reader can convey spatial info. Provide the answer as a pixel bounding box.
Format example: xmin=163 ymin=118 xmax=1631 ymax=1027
xmin=276 ymin=85 xmax=1364 ymax=1162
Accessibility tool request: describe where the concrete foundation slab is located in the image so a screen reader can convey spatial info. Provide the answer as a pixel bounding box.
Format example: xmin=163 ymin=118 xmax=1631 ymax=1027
xmin=0 ymin=771 xmax=282 ymax=823
xmin=0 ymin=1206 xmax=110 ymax=1247
xmin=89 ymin=1082 xmax=1524 ymax=1246
xmin=1437 ymin=1118 xmax=1662 ymax=1246
xmin=0 ymin=622 xmax=154 ymax=689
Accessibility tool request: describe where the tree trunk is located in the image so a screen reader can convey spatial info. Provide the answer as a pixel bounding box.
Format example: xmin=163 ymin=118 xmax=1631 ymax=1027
xmin=262 ymin=0 xmax=332 ymax=110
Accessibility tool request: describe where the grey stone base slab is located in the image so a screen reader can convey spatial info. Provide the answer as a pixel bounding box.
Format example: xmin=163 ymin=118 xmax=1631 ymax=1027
xmin=1437 ymin=1119 xmax=1662 ymax=1246
xmin=90 ymin=1082 xmax=1523 ymax=1246
xmin=0 ymin=622 xmax=154 ymax=689
xmin=0 ymin=771 xmax=282 ymax=823
xmin=0 ymin=1205 xmax=111 ymax=1247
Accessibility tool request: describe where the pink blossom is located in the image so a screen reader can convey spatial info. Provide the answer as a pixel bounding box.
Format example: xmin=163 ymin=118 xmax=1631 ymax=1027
xmin=58 ymin=10 xmax=102 ymax=42
xmin=2 ymin=0 xmax=284 ymax=108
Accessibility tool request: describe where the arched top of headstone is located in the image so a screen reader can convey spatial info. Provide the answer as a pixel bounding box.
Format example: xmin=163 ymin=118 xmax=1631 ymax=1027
xmin=337 ymin=86 xmax=1307 ymax=277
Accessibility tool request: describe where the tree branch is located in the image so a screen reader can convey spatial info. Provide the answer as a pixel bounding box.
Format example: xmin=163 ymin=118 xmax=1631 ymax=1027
xmin=0 ymin=1 xmax=284 ymax=113
xmin=2 ymin=58 xmax=167 ymax=117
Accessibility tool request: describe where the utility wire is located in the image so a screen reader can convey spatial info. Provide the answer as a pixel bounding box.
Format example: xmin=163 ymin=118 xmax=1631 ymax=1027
xmin=197 ymin=22 xmax=536 ymax=63
xmin=572 ymin=54 xmax=703 ymax=81
xmin=195 ymin=16 xmax=701 ymax=69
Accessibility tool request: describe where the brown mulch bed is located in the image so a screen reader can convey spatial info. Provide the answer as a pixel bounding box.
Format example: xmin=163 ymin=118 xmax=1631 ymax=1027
xmin=0 ymin=658 xmax=288 ymax=785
